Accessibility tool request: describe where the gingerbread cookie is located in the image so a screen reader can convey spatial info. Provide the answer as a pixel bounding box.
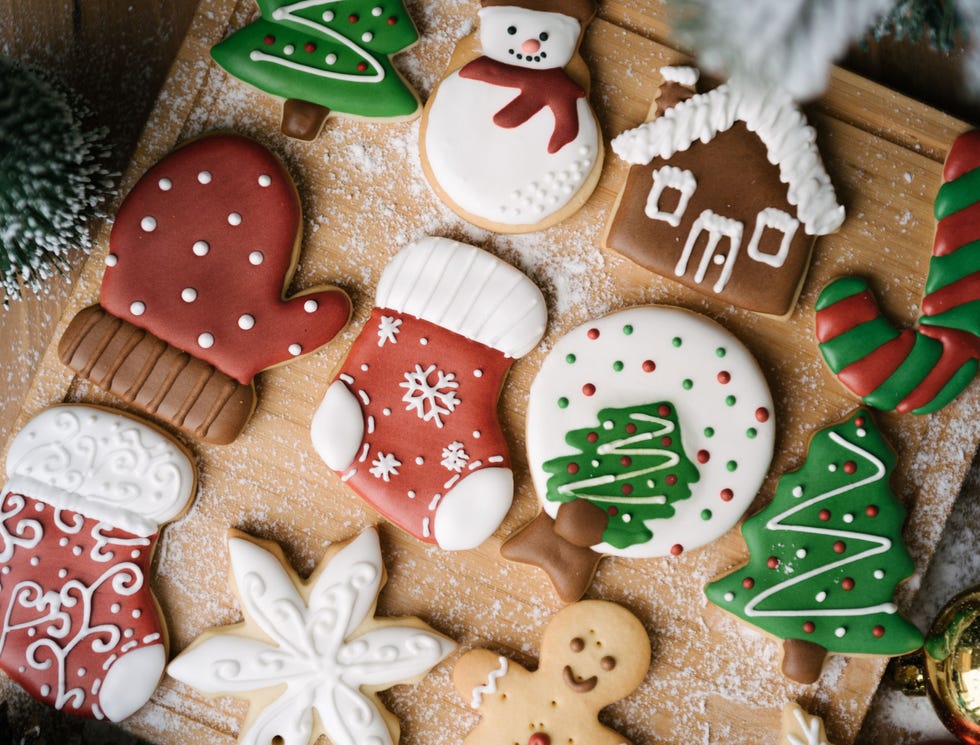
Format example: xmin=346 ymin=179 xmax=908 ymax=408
xmin=815 ymin=129 xmax=980 ymax=414
xmin=311 ymin=236 xmax=547 ymax=550
xmin=59 ymin=133 xmax=352 ymax=444
xmin=502 ymin=306 xmax=775 ymax=602
xmin=605 ymin=67 xmax=845 ymax=317
xmin=705 ymin=410 xmax=922 ymax=684
xmin=420 ymin=0 xmax=603 ymax=233
xmin=211 ymin=0 xmax=421 ymax=140
xmin=454 ymin=599 xmax=650 ymax=745
xmin=0 ymin=404 xmax=197 ymax=721
xmin=168 ymin=527 xmax=455 ymax=745
xmin=780 ymin=704 xmax=836 ymax=745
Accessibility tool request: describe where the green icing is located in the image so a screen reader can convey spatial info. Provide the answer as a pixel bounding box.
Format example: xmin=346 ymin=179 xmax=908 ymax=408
xmin=816 ymin=276 xmax=869 ymax=311
xmin=818 ymin=316 xmax=901 ymax=371
xmin=862 ymin=332 xmax=943 ymax=411
xmin=543 ymin=401 xmax=700 ymax=550
xmin=935 ymin=167 xmax=980 ymax=219
xmin=920 ymin=299 xmax=980 ymax=334
xmin=211 ymin=0 xmax=420 ymax=120
xmin=705 ymin=411 xmax=923 ymax=656
xmin=924 ymin=240 xmax=980 ymax=294
xmin=909 ymin=358 xmax=979 ymax=414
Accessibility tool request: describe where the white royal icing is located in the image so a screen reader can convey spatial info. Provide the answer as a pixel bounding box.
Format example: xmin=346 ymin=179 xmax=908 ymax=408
xmin=167 ymin=527 xmax=455 ymax=745
xmin=645 ymin=166 xmax=697 ymax=227
xmin=746 ymin=207 xmax=800 ymax=269
xmin=526 ymin=307 xmax=775 ymax=558
xmin=471 ymin=655 xmax=508 ymax=708
xmin=478 ymin=7 xmax=581 ymax=70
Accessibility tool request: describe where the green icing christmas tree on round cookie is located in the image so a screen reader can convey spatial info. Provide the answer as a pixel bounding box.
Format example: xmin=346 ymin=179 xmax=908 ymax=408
xmin=705 ymin=409 xmax=923 ymax=684
xmin=211 ymin=0 xmax=421 ymax=140
xmin=542 ymin=402 xmax=700 ymax=550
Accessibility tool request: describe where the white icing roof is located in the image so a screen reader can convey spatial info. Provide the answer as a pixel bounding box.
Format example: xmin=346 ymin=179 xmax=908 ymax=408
xmin=611 ymin=69 xmax=845 ymax=236
xmin=376 ymin=237 xmax=547 ymax=358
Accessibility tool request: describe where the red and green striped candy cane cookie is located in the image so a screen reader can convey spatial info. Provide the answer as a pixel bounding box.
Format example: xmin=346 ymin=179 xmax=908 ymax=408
xmin=814 ymin=130 xmax=980 ymax=414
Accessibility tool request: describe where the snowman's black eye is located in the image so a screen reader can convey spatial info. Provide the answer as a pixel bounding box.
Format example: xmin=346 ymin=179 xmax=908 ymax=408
xmin=507 ymin=25 xmax=517 ymax=35
xmin=539 ymin=32 xmax=549 ymax=41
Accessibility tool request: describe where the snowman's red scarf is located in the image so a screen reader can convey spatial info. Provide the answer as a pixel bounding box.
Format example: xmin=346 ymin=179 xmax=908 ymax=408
xmin=459 ymin=56 xmax=585 ymax=154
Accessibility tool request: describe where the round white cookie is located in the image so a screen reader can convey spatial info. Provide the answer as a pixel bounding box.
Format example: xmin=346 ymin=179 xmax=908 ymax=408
xmin=526 ymin=306 xmax=775 ymax=558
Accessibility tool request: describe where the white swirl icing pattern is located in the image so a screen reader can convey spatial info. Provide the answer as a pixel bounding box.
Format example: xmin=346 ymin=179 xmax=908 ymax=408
xmin=4 ymin=406 xmax=195 ymax=537
xmin=611 ymin=69 xmax=845 ymax=236
xmin=470 ymin=655 xmax=508 ymax=708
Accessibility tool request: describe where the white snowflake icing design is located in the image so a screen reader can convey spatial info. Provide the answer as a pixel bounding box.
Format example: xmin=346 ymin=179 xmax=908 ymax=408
xmin=440 ymin=441 xmax=470 ymax=472
xmin=369 ymin=452 xmax=402 ymax=482
xmin=400 ymin=364 xmax=460 ymax=428
xmin=377 ymin=315 xmax=402 ymax=347
xmin=167 ymin=529 xmax=455 ymax=745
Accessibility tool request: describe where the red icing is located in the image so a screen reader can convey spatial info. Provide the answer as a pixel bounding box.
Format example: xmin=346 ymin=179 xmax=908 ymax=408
xmin=665 ymin=475 xmax=677 ymax=486
xmin=658 ymin=404 xmax=671 ymax=416
xmin=872 ymin=625 xmax=885 ymax=637
xmin=814 ymin=291 xmax=880 ymax=341
xmin=866 ymin=505 xmax=879 ymax=517
xmin=943 ymin=129 xmax=980 ymax=181
xmin=670 ymin=544 xmax=684 ymax=556
xmin=720 ymin=488 xmax=734 ymax=502
xmin=660 ymin=436 xmax=672 ymax=446
xmin=934 ymin=200 xmax=980 ymax=257
xmin=843 ymin=461 xmax=857 ymax=474
xmin=742 ymin=577 xmax=755 ymax=589
xmin=642 ymin=360 xmax=656 ymax=372
xmin=897 ymin=326 xmax=980 ymax=412
xmin=625 ymin=423 xmax=637 ymax=434
xmin=567 ymin=463 xmax=579 ymax=474
xmin=621 ymin=484 xmax=633 ymax=495
xmin=582 ymin=383 xmax=596 ymax=396
xmin=304 ymin=42 xmax=316 ymax=53
xmin=697 ymin=449 xmax=710 ymax=464
xmin=587 ymin=328 xmax=600 ymax=340
xmin=608 ymin=506 xmax=618 ymax=516
xmin=922 ymin=271 xmax=980 ymax=316
xmin=619 ymin=456 xmax=631 ymax=466
xmin=803 ymin=621 xmax=815 ymax=634
xmin=818 ymin=509 xmax=831 ymax=521
xmin=837 ymin=329 xmax=916 ymax=397
xmin=717 ymin=371 xmax=731 ymax=384
xmin=458 ymin=57 xmax=586 ymax=154
xmin=528 ymin=734 xmax=551 ymax=745
xmin=833 ymin=541 xmax=846 ymax=553
xmin=755 ymin=407 xmax=770 ymax=423
xmin=101 ymin=134 xmax=351 ymax=385
xmin=587 ymin=432 xmax=598 ymax=443
xmin=387 ymin=16 xmax=397 ymax=25
xmin=348 ymin=13 xmax=359 ymax=22
xmin=263 ymin=34 xmax=275 ymax=45
xmin=357 ymin=61 xmax=368 ymax=72
xmin=855 ymin=416 xmax=866 ymax=427
xmin=841 ymin=578 xmax=855 ymax=590
xmin=767 ymin=556 xmax=779 ymax=569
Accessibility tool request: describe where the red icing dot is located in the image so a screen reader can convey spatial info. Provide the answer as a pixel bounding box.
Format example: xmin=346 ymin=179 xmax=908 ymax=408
xmin=625 ymin=423 xmax=637 ymax=434
xmin=587 ymin=328 xmax=600 ymax=340
xmin=872 ymin=625 xmax=885 ymax=638
xmin=866 ymin=505 xmax=879 ymax=517
xmin=620 ymin=456 xmax=632 ymax=467
xmin=717 ymin=371 xmax=731 ymax=384
xmin=803 ymin=621 xmax=816 ymax=634
xmin=843 ymin=461 xmax=857 ymax=474
xmin=304 ymin=41 xmax=316 ymax=53
xmin=755 ymin=407 xmax=770 ymax=423
xmin=697 ymin=449 xmax=711 ymax=464
xmin=767 ymin=556 xmax=779 ymax=569
xmin=263 ymin=34 xmax=275 ymax=45
xmin=348 ymin=13 xmax=359 ymax=21
xmin=642 ymin=360 xmax=656 ymax=373
xmin=666 ymin=474 xmax=677 ymax=486
xmin=567 ymin=463 xmax=579 ymax=475
xmin=582 ymin=383 xmax=596 ymax=397
xmin=742 ymin=577 xmax=755 ymax=589
xmin=357 ymin=61 xmax=368 ymax=72
xmin=670 ymin=544 xmax=684 ymax=556
xmin=528 ymin=734 xmax=550 ymax=745
xmin=621 ymin=484 xmax=633 ymax=496
xmin=855 ymin=416 xmax=866 ymax=427
xmin=841 ymin=578 xmax=855 ymax=590
xmin=819 ymin=509 xmax=831 ymax=521
xmin=833 ymin=541 xmax=846 ymax=553
xmin=387 ymin=16 xmax=398 ymax=25
xmin=720 ymin=488 xmax=734 ymax=502
xmin=608 ymin=506 xmax=618 ymax=516
xmin=660 ymin=436 xmax=672 ymax=446
xmin=587 ymin=432 xmax=599 ymax=444
xmin=658 ymin=404 xmax=671 ymax=416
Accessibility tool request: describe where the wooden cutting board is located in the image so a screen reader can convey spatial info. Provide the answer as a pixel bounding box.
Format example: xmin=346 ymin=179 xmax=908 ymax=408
xmin=3 ymin=1 xmax=978 ymax=743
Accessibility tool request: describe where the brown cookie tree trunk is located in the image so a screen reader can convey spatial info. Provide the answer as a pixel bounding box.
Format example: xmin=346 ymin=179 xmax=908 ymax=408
xmin=281 ymin=99 xmax=331 ymax=140
xmin=782 ymin=638 xmax=828 ymax=684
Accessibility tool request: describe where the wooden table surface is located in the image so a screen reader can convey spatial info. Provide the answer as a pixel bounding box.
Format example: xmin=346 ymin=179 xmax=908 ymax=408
xmin=2 ymin=2 xmax=979 ymax=744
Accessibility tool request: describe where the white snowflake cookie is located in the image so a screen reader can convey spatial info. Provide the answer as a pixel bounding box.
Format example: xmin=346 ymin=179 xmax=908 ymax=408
xmin=168 ymin=527 xmax=455 ymax=745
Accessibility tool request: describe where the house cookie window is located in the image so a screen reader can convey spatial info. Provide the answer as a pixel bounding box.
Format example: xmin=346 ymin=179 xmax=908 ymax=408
xmin=676 ymin=209 xmax=743 ymax=293
xmin=645 ymin=166 xmax=697 ymax=227
xmin=746 ymin=208 xmax=800 ymax=269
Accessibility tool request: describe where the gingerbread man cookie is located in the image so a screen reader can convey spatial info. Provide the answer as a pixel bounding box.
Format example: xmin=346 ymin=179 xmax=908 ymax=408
xmin=0 ymin=405 xmax=197 ymax=721
xmin=420 ymin=0 xmax=603 ymax=233
xmin=454 ymin=600 xmax=650 ymax=745
xmin=59 ymin=133 xmax=351 ymax=444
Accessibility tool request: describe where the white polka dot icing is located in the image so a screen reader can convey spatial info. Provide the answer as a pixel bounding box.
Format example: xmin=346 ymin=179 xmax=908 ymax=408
xmin=193 ymin=240 xmax=210 ymax=256
xmin=130 ymin=301 xmax=146 ymax=316
xmin=198 ymin=333 xmax=215 ymax=349
xmin=303 ymin=299 xmax=319 ymax=313
xmin=140 ymin=216 xmax=157 ymax=232
xmin=181 ymin=288 xmax=198 ymax=303
xmin=288 ymin=343 xmax=302 ymax=356
xmin=249 ymin=251 xmax=264 ymax=265
xmin=238 ymin=314 xmax=255 ymax=330
xmin=526 ymin=306 xmax=775 ymax=559
xmin=258 ymin=174 xmax=272 ymax=187
xmin=228 ymin=212 xmax=243 ymax=226
xmin=105 ymin=254 xmax=118 ymax=267
xmin=158 ymin=178 xmax=172 ymax=191
xmin=197 ymin=170 xmax=212 ymax=184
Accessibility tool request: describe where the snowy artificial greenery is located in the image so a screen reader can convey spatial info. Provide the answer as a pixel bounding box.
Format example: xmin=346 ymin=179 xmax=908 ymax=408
xmin=669 ymin=0 xmax=977 ymax=100
xmin=0 ymin=58 xmax=114 ymax=307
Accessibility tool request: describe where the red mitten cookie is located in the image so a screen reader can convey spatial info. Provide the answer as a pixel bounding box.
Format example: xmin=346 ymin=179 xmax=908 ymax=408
xmin=59 ymin=133 xmax=351 ymax=444
xmin=311 ymin=236 xmax=547 ymax=550
xmin=0 ymin=405 xmax=196 ymax=721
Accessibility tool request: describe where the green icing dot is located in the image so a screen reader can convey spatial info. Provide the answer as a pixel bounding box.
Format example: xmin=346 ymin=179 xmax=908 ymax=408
xmin=725 ymin=395 xmax=737 ymax=406
xmin=700 ymin=509 xmax=713 ymax=521
xmin=558 ymin=397 xmax=569 ymax=409
xmin=613 ymin=360 xmax=624 ymax=372
xmin=682 ymin=379 xmax=693 ymax=390
xmin=623 ymin=324 xmax=634 ymax=335
xmin=716 ymin=347 xmax=727 ymax=358
xmin=565 ymin=354 xmax=576 ymax=364
xmin=746 ymin=427 xmax=757 ymax=439
xmin=726 ymin=460 xmax=738 ymax=472
xmin=672 ymin=337 xmax=682 ymax=347
xmin=704 ymin=427 xmax=715 ymax=438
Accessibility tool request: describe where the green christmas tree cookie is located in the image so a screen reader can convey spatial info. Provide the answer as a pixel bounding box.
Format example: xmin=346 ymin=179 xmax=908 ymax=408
xmin=542 ymin=402 xmax=700 ymax=550
xmin=211 ymin=0 xmax=421 ymax=140
xmin=705 ymin=409 xmax=923 ymax=684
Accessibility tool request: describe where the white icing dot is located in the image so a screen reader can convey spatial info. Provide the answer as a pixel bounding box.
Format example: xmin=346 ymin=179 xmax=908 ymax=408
xmin=72 ymin=546 xmax=82 ymax=556
xmin=77 ymin=668 xmax=87 ymax=677
xmin=193 ymin=240 xmax=210 ymax=256
xmin=382 ymin=408 xmax=391 ymax=416
xmin=372 ymin=6 xmax=383 ymax=15
xmin=133 ymin=609 xmax=142 ymax=618
xmin=124 ymin=629 xmax=134 ymax=638
xmin=130 ymin=301 xmax=146 ymax=316
xmin=792 ymin=486 xmax=804 ymax=497
xmin=362 ymin=31 xmax=374 ymax=42
xmin=228 ymin=212 xmax=243 ymax=226
xmin=828 ymin=463 xmax=838 ymax=472
xmin=622 ymin=513 xmax=632 ymax=523
xmin=857 ymin=428 xmax=867 ymax=437
xmin=284 ymin=44 xmax=296 ymax=55
xmin=603 ymin=420 xmax=614 ymax=430
xmin=591 ymin=459 xmax=600 ymax=468
xmin=323 ymin=10 xmax=334 ymax=21
xmin=40 ymin=684 xmax=50 ymax=696
xmin=17 ymin=666 xmax=23 ymax=673
xmin=158 ymin=178 xmax=172 ymax=191
xmin=58 ymin=569 xmax=67 ymax=579
xmin=815 ymin=591 xmax=827 ymax=602
xmin=407 ymin=490 xmax=416 ymax=498
xmin=415 ymin=457 xmax=424 ymax=465
xmin=360 ymin=364 xmax=369 ymax=372
xmin=258 ymin=174 xmax=272 ymax=187
xmin=843 ymin=513 xmax=855 ymax=523
xmin=27 ymin=629 xmax=36 ymax=637
xmin=111 ymin=603 xmax=121 ymax=613
xmin=198 ymin=332 xmax=215 ymax=349
xmin=197 ymin=170 xmax=212 ymax=184
xmin=140 ymin=216 xmax=157 ymax=232
xmin=419 ymin=337 xmax=428 ymax=346
xmin=181 ymin=287 xmax=198 ymax=303
xmin=304 ymin=299 xmax=319 ymax=313
xmin=1 ymin=567 xmax=8 ymax=575
xmin=249 ymin=251 xmax=264 ymax=265
xmin=835 ymin=627 xmax=847 ymax=638
xmin=34 ymin=503 xmax=43 ymax=512
xmin=723 ymin=592 xmax=734 ymax=602
xmin=238 ymin=314 xmax=256 ymax=330
xmin=29 ymin=557 xmax=39 ymax=567
xmin=874 ymin=569 xmax=885 ymax=579
xmin=105 ymin=253 xmax=118 ymax=267
xmin=58 ymin=538 xmax=68 ymax=547
xmin=713 ymin=253 xmax=726 ymax=265
xmin=474 ymin=369 xmax=483 ymax=378
xmin=130 ymin=550 xmax=140 ymax=559
xmin=288 ymin=343 xmax=302 ymax=356
xmin=473 ymin=430 xmax=481 ymax=439
xmin=796 ymin=548 xmax=807 ymax=559
xmin=325 ymin=53 xmax=338 ymax=64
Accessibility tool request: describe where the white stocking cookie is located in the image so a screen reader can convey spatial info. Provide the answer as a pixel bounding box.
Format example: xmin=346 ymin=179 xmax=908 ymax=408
xmin=503 ymin=306 xmax=775 ymax=601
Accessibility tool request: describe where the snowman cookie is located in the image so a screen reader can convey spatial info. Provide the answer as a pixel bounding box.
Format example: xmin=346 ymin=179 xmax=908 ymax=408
xmin=502 ymin=306 xmax=775 ymax=602
xmin=420 ymin=0 xmax=603 ymax=233
xmin=453 ymin=600 xmax=650 ymax=745
xmin=0 ymin=405 xmax=197 ymax=721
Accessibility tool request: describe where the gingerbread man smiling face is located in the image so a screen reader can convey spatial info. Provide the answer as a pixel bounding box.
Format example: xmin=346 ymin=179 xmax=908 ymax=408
xmin=453 ymin=600 xmax=651 ymax=745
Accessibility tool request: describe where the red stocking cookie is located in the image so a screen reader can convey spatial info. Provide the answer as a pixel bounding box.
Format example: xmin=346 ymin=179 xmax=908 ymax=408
xmin=59 ymin=133 xmax=352 ymax=444
xmin=0 ymin=405 xmax=196 ymax=720
xmin=311 ymin=236 xmax=547 ymax=550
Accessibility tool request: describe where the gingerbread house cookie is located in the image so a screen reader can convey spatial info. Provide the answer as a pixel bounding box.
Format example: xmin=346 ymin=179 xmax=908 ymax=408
xmin=605 ymin=67 xmax=845 ymax=318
